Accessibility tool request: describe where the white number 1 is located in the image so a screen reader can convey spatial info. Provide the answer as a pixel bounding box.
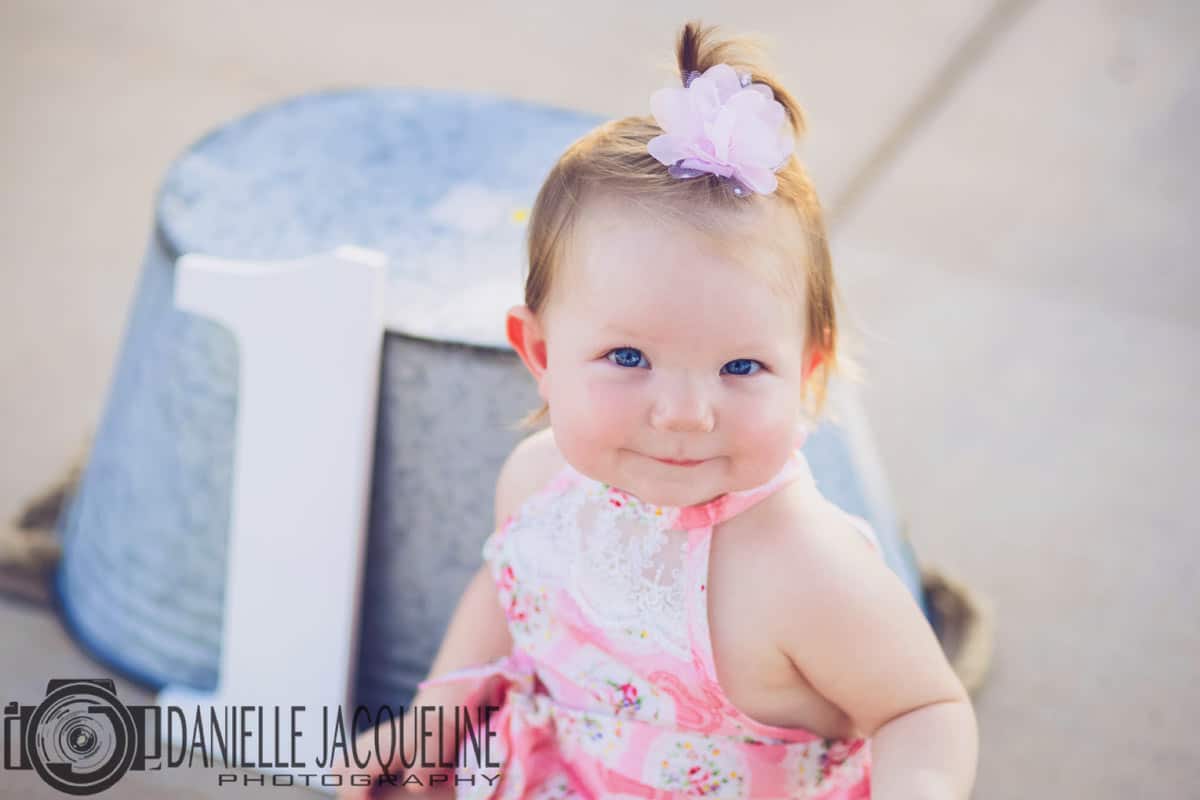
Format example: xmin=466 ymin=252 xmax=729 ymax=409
xmin=158 ymin=246 xmax=386 ymax=785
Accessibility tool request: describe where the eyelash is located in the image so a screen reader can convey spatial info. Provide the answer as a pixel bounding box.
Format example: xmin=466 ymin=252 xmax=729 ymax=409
xmin=603 ymin=347 xmax=765 ymax=376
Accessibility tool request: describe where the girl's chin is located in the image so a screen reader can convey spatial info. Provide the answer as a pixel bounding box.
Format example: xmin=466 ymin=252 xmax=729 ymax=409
xmin=624 ymin=477 xmax=722 ymax=509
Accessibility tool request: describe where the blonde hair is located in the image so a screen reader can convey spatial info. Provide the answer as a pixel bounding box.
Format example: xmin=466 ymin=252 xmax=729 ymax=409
xmin=511 ymin=20 xmax=860 ymax=431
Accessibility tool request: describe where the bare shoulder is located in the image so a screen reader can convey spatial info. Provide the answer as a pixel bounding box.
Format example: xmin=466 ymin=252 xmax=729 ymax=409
xmin=751 ymin=480 xmax=910 ymax=630
xmin=493 ymin=426 xmax=568 ymax=530
xmin=722 ymin=479 xmax=884 ymax=617
xmin=744 ymin=479 xmax=876 ymax=565
xmin=752 ymin=480 xmax=967 ymax=736
xmin=773 ymin=481 xmax=881 ymax=566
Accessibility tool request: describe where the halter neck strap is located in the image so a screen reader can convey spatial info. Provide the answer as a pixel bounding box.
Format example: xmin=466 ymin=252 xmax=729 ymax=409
xmin=671 ymin=446 xmax=812 ymax=530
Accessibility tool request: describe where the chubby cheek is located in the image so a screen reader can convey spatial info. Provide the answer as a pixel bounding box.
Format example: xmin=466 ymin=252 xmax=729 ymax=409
xmin=546 ymin=371 xmax=640 ymax=473
xmin=724 ymin=388 xmax=801 ymax=484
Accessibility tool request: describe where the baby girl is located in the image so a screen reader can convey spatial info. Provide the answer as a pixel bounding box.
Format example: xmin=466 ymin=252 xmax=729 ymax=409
xmin=340 ymin=20 xmax=977 ymax=800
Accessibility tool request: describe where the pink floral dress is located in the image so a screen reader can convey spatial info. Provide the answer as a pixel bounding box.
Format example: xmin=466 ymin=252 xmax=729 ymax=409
xmin=420 ymin=437 xmax=882 ymax=799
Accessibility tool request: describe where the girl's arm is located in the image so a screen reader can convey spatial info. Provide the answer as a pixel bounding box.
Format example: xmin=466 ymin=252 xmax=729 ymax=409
xmin=336 ymin=568 xmax=510 ymax=797
xmin=424 ymin=427 xmax=561 ymax=682
xmin=868 ymin=698 xmax=978 ymax=799
xmin=339 ymin=435 xmax=555 ymax=797
xmin=422 ymin=561 xmax=514 ymax=682
xmin=769 ymin=501 xmax=978 ymax=799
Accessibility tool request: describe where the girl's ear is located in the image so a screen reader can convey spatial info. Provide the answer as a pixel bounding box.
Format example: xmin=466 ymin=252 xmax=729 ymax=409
xmin=506 ymin=305 xmax=550 ymax=397
xmin=804 ymin=349 xmax=824 ymax=382
xmin=804 ymin=327 xmax=831 ymax=381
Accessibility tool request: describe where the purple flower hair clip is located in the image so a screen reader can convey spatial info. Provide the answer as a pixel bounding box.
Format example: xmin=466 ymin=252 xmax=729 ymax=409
xmin=647 ymin=63 xmax=794 ymax=197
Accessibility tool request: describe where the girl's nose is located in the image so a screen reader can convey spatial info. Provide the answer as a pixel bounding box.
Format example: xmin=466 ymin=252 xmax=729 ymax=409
xmin=650 ymin=376 xmax=715 ymax=433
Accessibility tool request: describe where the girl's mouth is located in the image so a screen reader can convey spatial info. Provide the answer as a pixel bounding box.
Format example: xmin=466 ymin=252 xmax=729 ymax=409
xmin=652 ymin=457 xmax=708 ymax=467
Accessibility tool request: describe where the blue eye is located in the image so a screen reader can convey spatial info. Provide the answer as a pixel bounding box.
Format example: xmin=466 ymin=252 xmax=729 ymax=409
xmin=606 ymin=347 xmax=649 ymax=369
xmin=722 ymin=359 xmax=763 ymax=376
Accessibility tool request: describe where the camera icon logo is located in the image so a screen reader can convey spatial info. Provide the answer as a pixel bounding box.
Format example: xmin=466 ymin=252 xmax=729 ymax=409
xmin=4 ymin=679 xmax=142 ymax=796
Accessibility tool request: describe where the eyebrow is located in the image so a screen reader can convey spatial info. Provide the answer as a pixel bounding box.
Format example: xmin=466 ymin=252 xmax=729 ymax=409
xmin=601 ymin=323 xmax=646 ymax=338
xmin=600 ymin=323 xmax=774 ymax=353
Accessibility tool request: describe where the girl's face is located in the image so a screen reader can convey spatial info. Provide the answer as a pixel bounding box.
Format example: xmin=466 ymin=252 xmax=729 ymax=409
xmin=508 ymin=197 xmax=811 ymax=508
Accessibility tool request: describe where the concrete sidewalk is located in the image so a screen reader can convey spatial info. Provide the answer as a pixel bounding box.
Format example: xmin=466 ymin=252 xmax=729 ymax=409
xmin=2 ymin=1 xmax=1197 ymax=797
